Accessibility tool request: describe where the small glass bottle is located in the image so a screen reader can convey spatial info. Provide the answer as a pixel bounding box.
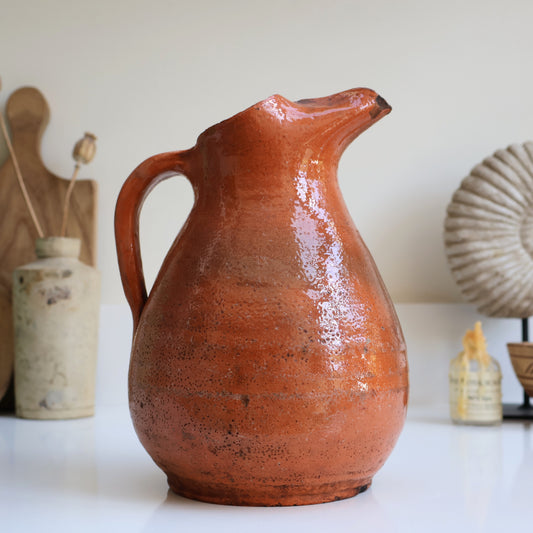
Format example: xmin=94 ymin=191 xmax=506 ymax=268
xmin=449 ymin=321 xmax=502 ymax=425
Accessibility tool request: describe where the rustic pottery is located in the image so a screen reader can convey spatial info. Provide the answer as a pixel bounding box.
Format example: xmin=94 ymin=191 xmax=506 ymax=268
xmin=13 ymin=237 xmax=100 ymax=419
xmin=507 ymin=342 xmax=533 ymax=397
xmin=0 ymin=87 xmax=98 ymax=406
xmin=115 ymin=88 xmax=409 ymax=506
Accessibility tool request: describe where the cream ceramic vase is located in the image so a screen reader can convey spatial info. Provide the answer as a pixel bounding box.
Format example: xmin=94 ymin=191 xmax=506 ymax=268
xmin=12 ymin=237 xmax=100 ymax=419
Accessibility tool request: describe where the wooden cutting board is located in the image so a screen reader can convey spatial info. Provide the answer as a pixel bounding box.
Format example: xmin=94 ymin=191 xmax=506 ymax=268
xmin=0 ymin=87 xmax=97 ymax=405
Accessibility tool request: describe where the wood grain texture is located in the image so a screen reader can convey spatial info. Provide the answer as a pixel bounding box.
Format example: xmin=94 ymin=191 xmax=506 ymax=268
xmin=0 ymin=87 xmax=97 ymax=402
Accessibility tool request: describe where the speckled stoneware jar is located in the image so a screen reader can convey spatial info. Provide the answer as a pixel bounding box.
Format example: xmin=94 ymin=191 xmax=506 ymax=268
xmin=13 ymin=237 xmax=100 ymax=419
xmin=115 ymin=88 xmax=409 ymax=506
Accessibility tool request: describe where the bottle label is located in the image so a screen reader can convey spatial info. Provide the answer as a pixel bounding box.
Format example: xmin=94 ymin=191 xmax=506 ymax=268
xmin=449 ymin=371 xmax=502 ymax=422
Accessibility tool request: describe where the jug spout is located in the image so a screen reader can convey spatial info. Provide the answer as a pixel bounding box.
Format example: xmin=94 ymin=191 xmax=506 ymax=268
xmin=295 ymin=88 xmax=391 ymax=151
xmin=190 ymin=88 xmax=390 ymax=182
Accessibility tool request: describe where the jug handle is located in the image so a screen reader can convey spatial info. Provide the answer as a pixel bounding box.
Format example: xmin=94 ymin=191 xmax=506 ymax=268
xmin=115 ymin=150 xmax=190 ymax=331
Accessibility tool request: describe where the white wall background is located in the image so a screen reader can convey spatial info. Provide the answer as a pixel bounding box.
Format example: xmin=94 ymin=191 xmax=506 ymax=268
xmin=2 ymin=0 xmax=533 ymax=307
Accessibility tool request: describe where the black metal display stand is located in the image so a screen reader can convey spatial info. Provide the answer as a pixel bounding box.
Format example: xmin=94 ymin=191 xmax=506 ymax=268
xmin=502 ymin=317 xmax=533 ymax=420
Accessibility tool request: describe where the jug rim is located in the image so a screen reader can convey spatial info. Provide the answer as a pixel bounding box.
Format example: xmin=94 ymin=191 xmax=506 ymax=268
xmin=199 ymin=93 xmax=290 ymax=140
xmin=197 ymin=88 xmax=389 ymax=141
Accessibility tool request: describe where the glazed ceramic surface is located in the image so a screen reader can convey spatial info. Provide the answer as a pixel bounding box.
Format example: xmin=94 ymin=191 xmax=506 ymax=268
xmin=115 ymin=88 xmax=408 ymax=506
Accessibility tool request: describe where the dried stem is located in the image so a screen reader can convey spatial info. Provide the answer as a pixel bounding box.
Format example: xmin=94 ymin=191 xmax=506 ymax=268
xmin=0 ymin=110 xmax=44 ymax=238
xmin=60 ymin=163 xmax=80 ymax=237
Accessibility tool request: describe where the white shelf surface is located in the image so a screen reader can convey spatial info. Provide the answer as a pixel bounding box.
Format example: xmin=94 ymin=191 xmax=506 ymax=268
xmin=2 ymin=403 xmax=532 ymax=533
xmin=2 ymin=303 xmax=533 ymax=532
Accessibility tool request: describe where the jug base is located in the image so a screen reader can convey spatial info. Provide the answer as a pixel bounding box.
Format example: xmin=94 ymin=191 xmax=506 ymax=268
xmin=167 ymin=475 xmax=372 ymax=506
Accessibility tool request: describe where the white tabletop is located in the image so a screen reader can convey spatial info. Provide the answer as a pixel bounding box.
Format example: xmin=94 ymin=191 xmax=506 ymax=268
xmin=2 ymin=402 xmax=532 ymax=533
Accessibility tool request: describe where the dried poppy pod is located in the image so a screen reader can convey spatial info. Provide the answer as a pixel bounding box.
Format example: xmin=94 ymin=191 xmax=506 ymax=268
xmin=73 ymin=132 xmax=97 ymax=165
xmin=60 ymin=132 xmax=98 ymax=236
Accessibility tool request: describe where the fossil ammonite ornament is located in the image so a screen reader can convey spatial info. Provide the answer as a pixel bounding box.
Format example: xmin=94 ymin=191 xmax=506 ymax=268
xmin=444 ymin=141 xmax=533 ymax=318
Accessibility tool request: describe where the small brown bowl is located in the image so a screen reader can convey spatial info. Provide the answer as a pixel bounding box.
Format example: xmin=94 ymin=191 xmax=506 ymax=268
xmin=507 ymin=342 xmax=533 ymax=396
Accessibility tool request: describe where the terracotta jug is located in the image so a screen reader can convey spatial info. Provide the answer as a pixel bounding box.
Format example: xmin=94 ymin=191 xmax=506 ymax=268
xmin=115 ymin=88 xmax=408 ymax=506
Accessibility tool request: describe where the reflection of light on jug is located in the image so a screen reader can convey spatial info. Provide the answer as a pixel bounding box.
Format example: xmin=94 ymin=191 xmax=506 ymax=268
xmin=454 ymin=427 xmax=502 ymax=530
xmin=12 ymin=416 xmax=98 ymax=496
xmin=141 ymin=487 xmax=395 ymax=533
xmin=292 ymin=154 xmax=361 ymax=368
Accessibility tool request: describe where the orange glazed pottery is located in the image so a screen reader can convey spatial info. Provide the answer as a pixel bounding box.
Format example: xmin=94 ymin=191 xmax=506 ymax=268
xmin=115 ymin=88 xmax=408 ymax=506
